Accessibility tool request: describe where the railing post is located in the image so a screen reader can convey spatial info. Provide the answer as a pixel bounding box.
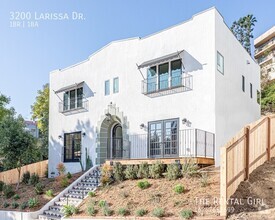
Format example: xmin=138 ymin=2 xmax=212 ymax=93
xmin=267 ymin=117 xmax=271 ymax=161
xmin=244 ymin=126 xmax=250 ymax=180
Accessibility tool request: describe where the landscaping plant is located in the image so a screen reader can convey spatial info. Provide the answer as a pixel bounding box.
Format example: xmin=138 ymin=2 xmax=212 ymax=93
xmin=200 ymin=173 xmax=209 ymax=187
xmin=35 ymin=182 xmax=44 ymax=195
xmin=124 ymin=165 xmax=138 ymax=180
xmin=135 ymin=208 xmax=147 ymax=217
xmin=98 ymin=200 xmax=107 ymax=208
xmin=13 ymin=194 xmax=20 ymax=200
xmin=88 ymin=191 xmax=96 ymax=197
xmin=22 ymin=171 xmax=31 ymax=184
xmin=86 ymin=204 xmax=96 ymax=216
xmin=11 ymin=202 xmax=19 ymax=209
xmin=56 ymin=163 xmax=66 ymax=175
xmin=3 ymin=184 xmax=15 ymax=199
xmin=152 ymin=207 xmax=165 ymax=217
xmin=29 ymin=173 xmax=39 ymax=185
xmin=166 ymin=163 xmax=181 ymax=180
xmin=180 ymin=209 xmax=193 ymax=219
xmin=100 ymin=164 xmax=113 ymax=186
xmin=174 ymin=184 xmax=185 ymax=194
xmin=62 ymin=204 xmax=79 ymax=217
xmin=3 ymin=202 xmax=10 ymax=208
xmin=137 ymin=162 xmax=150 ymax=178
xmin=20 ymin=202 xmax=28 ymax=210
xmin=113 ymin=162 xmax=124 ymax=181
xmin=181 ymin=159 xmax=199 ymax=178
xmin=117 ymin=207 xmax=129 ymax=216
xmin=0 ymin=180 xmax=4 ymax=191
xmin=67 ymin=172 xmax=72 ymax=179
xmin=137 ymin=179 xmax=150 ymax=189
xmin=45 ymin=189 xmax=54 ymax=197
xmin=149 ymin=161 xmax=164 ymax=179
xmin=28 ymin=198 xmax=39 ymax=208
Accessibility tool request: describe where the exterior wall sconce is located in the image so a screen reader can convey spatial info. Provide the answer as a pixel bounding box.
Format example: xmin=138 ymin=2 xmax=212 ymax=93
xmin=82 ymin=132 xmax=86 ymax=137
xmin=140 ymin=123 xmax=145 ymax=129
xmin=182 ymin=118 xmax=188 ymax=124
xmin=58 ymin=135 xmax=62 ymax=139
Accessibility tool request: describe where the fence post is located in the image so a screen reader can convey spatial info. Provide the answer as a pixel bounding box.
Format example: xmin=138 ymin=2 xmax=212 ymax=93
xmin=267 ymin=117 xmax=271 ymax=161
xmin=244 ymin=126 xmax=250 ymax=180
xmin=220 ymin=147 xmax=227 ymax=217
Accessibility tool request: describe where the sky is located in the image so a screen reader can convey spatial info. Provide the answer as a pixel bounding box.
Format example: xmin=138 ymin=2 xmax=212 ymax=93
xmin=0 ymin=0 xmax=274 ymax=119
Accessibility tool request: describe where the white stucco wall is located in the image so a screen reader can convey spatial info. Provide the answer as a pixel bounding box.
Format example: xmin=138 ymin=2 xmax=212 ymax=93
xmin=48 ymin=7 xmax=260 ymax=173
xmin=214 ymin=10 xmax=261 ymax=165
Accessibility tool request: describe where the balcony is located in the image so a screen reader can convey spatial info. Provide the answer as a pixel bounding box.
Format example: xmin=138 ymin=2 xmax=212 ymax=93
xmin=59 ymin=98 xmax=88 ymax=115
xmin=258 ymin=52 xmax=275 ymax=66
xmin=255 ymin=37 xmax=275 ymax=58
xmin=141 ymin=74 xmax=193 ymax=98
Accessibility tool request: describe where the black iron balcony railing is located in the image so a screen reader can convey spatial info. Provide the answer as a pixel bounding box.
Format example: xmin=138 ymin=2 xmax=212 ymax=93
xmin=59 ymin=98 xmax=88 ymax=114
xmin=141 ymin=74 xmax=193 ymax=97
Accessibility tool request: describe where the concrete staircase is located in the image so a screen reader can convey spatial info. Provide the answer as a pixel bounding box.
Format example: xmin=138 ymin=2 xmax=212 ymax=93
xmin=38 ymin=166 xmax=101 ymax=220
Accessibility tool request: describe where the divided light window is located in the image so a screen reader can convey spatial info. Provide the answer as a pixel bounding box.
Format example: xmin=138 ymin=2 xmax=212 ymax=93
xmin=64 ymin=132 xmax=81 ymax=162
xmin=217 ymin=51 xmax=224 ymax=74
xmin=250 ymin=83 xmax=253 ymax=98
xmin=242 ymin=75 xmax=245 ymax=92
xmin=105 ymin=80 xmax=110 ymax=96
xmin=63 ymin=87 xmax=83 ymax=111
xmin=113 ymin=77 xmax=119 ymax=93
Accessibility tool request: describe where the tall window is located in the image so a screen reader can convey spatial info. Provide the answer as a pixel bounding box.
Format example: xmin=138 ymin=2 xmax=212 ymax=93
xmin=113 ymin=77 xmax=119 ymax=93
xmin=64 ymin=132 xmax=81 ymax=162
xmin=171 ymin=59 xmax=182 ymax=87
xmin=105 ymin=80 xmax=110 ymax=96
xmin=159 ymin=62 xmax=169 ymax=90
xmin=242 ymin=75 xmax=245 ymax=92
xmin=250 ymin=83 xmax=253 ymax=98
xmin=147 ymin=66 xmax=157 ymax=93
xmin=63 ymin=87 xmax=83 ymax=111
xmin=217 ymin=51 xmax=224 ymax=74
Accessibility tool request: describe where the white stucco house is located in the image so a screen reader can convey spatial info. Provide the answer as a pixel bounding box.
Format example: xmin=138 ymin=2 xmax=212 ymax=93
xmin=48 ymin=7 xmax=260 ymax=175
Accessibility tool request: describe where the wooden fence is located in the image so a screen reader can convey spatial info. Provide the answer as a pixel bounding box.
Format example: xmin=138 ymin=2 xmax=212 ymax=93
xmin=0 ymin=160 xmax=48 ymax=184
xmin=220 ymin=115 xmax=275 ymax=216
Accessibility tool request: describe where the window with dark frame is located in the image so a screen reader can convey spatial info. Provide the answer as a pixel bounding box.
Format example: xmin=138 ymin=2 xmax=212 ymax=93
xmin=250 ymin=83 xmax=253 ymax=98
xmin=64 ymin=132 xmax=81 ymax=162
xmin=242 ymin=75 xmax=245 ymax=92
xmin=63 ymin=87 xmax=83 ymax=111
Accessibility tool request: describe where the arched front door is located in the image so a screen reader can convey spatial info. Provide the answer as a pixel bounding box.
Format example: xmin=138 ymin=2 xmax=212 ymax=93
xmin=112 ymin=124 xmax=123 ymax=158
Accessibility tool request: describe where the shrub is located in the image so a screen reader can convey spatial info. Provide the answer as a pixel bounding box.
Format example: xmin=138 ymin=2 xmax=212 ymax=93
xmin=166 ymin=163 xmax=181 ymax=180
xmin=35 ymin=182 xmax=44 ymax=195
xmin=200 ymin=173 xmax=209 ymax=187
xmin=181 ymin=160 xmax=199 ymax=178
xmin=45 ymin=189 xmax=54 ymax=197
xmin=3 ymin=202 xmax=9 ymax=208
xmin=124 ymin=165 xmax=138 ymax=180
xmin=174 ymin=184 xmax=185 ymax=194
xmin=29 ymin=173 xmax=39 ymax=185
xmin=57 ymin=163 xmax=66 ymax=175
xmin=67 ymin=172 xmax=72 ymax=179
xmin=20 ymin=202 xmax=28 ymax=210
xmin=22 ymin=171 xmax=30 ymax=184
xmin=44 ymin=167 xmax=48 ymax=177
xmin=88 ymin=191 xmax=96 ymax=197
xmin=117 ymin=207 xmax=129 ymax=216
xmin=180 ymin=209 xmax=193 ymax=219
xmin=13 ymin=194 xmax=20 ymax=200
xmin=62 ymin=204 xmax=79 ymax=217
xmin=86 ymin=204 xmax=96 ymax=216
xmin=0 ymin=181 xmax=5 ymax=191
xmin=149 ymin=161 xmax=164 ymax=179
xmin=137 ymin=180 xmax=150 ymax=189
xmin=60 ymin=176 xmax=70 ymax=188
xmin=100 ymin=164 xmax=113 ymax=186
xmin=152 ymin=207 xmax=165 ymax=217
xmin=3 ymin=184 xmax=15 ymax=199
xmin=137 ymin=162 xmax=150 ymax=179
xmin=11 ymin=202 xmax=19 ymax=209
xmin=28 ymin=198 xmax=39 ymax=208
xmin=113 ymin=162 xmax=124 ymax=181
xmin=103 ymin=206 xmax=113 ymax=216
xmin=135 ymin=208 xmax=147 ymax=216
xmin=98 ymin=200 xmax=107 ymax=208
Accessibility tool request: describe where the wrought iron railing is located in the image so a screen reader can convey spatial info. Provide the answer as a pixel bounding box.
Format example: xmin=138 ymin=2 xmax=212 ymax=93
xmin=59 ymin=98 xmax=88 ymax=114
xmin=141 ymin=74 xmax=193 ymax=97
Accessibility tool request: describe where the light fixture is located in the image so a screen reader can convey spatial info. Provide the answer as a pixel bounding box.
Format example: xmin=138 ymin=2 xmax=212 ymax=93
xmin=58 ymin=135 xmax=62 ymax=139
xmin=82 ymin=132 xmax=86 ymax=137
xmin=182 ymin=118 xmax=187 ymax=124
xmin=140 ymin=123 xmax=145 ymax=129
xmin=246 ymin=60 xmax=250 ymax=64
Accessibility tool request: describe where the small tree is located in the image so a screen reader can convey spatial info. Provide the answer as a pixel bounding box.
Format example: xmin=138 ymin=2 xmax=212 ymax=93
xmin=0 ymin=115 xmax=39 ymax=190
xmin=0 ymin=93 xmax=13 ymax=121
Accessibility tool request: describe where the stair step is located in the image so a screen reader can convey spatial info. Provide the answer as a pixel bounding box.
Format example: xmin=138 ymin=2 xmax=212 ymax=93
xmin=68 ymin=189 xmax=90 ymax=194
xmin=64 ymin=193 xmax=85 ymax=199
xmin=49 ymin=205 xmax=62 ymax=211
xmin=73 ymin=185 xmax=96 ymax=191
xmin=39 ymin=214 xmax=61 ymax=220
xmin=44 ymin=210 xmax=63 ymax=218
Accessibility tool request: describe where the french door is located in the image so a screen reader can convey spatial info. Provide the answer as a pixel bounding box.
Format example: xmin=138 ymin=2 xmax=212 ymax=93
xmin=64 ymin=132 xmax=81 ymax=162
xmin=148 ymin=119 xmax=179 ymax=158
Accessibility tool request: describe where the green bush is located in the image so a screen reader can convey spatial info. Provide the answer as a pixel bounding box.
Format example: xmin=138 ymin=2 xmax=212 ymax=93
xmin=137 ymin=162 xmax=150 ymax=179
xmin=103 ymin=206 xmax=113 ymax=216
xmin=60 ymin=176 xmax=70 ymax=188
xmin=152 ymin=207 xmax=165 ymax=217
xmin=117 ymin=207 xmax=129 ymax=216
xmin=11 ymin=202 xmax=19 ymax=209
xmin=181 ymin=160 xmax=199 ymax=178
xmin=45 ymin=189 xmax=54 ymax=197
xmin=113 ymin=162 xmax=124 ymax=181
xmin=3 ymin=202 xmax=9 ymax=208
xmin=98 ymin=200 xmax=107 ymax=208
xmin=29 ymin=173 xmax=39 ymax=185
xmin=35 ymin=182 xmax=44 ymax=195
xmin=149 ymin=161 xmax=164 ymax=179
xmin=180 ymin=209 xmax=193 ymax=219
xmin=137 ymin=180 xmax=150 ymax=189
xmin=13 ymin=194 xmax=20 ymax=200
xmin=200 ymin=173 xmax=209 ymax=187
xmin=62 ymin=204 xmax=79 ymax=217
xmin=20 ymin=202 xmax=28 ymax=210
xmin=3 ymin=184 xmax=15 ymax=199
xmin=124 ymin=165 xmax=139 ymax=180
xmin=135 ymin=208 xmax=147 ymax=216
xmin=0 ymin=181 xmax=5 ymax=191
xmin=88 ymin=191 xmax=96 ymax=197
xmin=67 ymin=172 xmax=72 ymax=179
xmin=174 ymin=184 xmax=185 ymax=194
xmin=100 ymin=164 xmax=113 ymax=186
xmin=86 ymin=204 xmax=96 ymax=216
xmin=166 ymin=163 xmax=181 ymax=180
xmin=22 ymin=171 xmax=31 ymax=184
xmin=28 ymin=198 xmax=39 ymax=208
